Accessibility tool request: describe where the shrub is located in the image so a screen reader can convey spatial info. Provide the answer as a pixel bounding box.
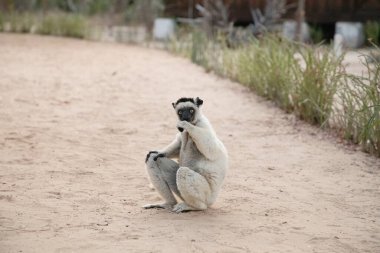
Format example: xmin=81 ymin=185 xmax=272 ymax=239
xmin=231 ymin=37 xmax=298 ymax=112
xmin=87 ymin=0 xmax=113 ymax=15
xmin=294 ymin=46 xmax=344 ymax=126
xmin=0 ymin=12 xmax=88 ymax=39
xmin=2 ymin=12 xmax=36 ymax=33
xmin=169 ymin=32 xmax=344 ymax=124
xmin=365 ymin=21 xmax=380 ymax=45
xmin=309 ymin=25 xmax=324 ymax=44
xmin=0 ymin=12 xmax=3 ymax=32
xmin=190 ymin=29 xmax=209 ymax=68
xmin=338 ymin=51 xmax=380 ymax=156
xmin=125 ymin=0 xmax=164 ymax=34
xmin=38 ymin=13 xmax=88 ymax=39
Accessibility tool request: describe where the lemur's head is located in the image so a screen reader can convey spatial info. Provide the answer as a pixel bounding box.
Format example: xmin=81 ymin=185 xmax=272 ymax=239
xmin=172 ymin=97 xmax=203 ymax=123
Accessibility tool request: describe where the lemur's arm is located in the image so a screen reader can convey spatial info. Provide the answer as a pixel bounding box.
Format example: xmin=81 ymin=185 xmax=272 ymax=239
xmin=159 ymin=133 xmax=181 ymax=159
xmin=177 ymin=121 xmax=219 ymax=161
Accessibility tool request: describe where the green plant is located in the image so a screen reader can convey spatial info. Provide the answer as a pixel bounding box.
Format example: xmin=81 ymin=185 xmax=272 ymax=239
xmin=125 ymin=0 xmax=164 ymax=34
xmin=0 ymin=12 xmax=88 ymax=38
xmin=294 ymin=46 xmax=344 ymax=126
xmin=167 ymin=27 xmax=380 ymax=157
xmin=0 ymin=12 xmax=4 ymax=32
xmin=232 ymin=37 xmax=298 ymax=112
xmin=38 ymin=14 xmax=56 ymax=35
xmin=190 ymin=29 xmax=209 ymax=67
xmin=58 ymin=14 xmax=87 ymax=38
xmin=87 ymin=0 xmax=113 ymax=15
xmin=167 ymin=25 xmax=191 ymax=56
xmin=338 ymin=51 xmax=380 ymax=156
xmin=365 ymin=21 xmax=380 ymax=45
xmin=1 ymin=12 xmax=35 ymax=33
xmin=309 ymin=25 xmax=324 ymax=44
xmin=38 ymin=13 xmax=88 ymax=38
xmin=168 ymin=31 xmax=344 ymax=123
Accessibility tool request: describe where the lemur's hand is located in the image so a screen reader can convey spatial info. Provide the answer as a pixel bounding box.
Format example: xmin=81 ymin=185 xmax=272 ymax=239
xmin=145 ymin=151 xmax=158 ymax=163
xmin=145 ymin=151 xmax=166 ymax=162
xmin=153 ymin=153 xmax=165 ymax=161
xmin=177 ymin=121 xmax=190 ymax=132
xmin=145 ymin=151 xmax=165 ymax=163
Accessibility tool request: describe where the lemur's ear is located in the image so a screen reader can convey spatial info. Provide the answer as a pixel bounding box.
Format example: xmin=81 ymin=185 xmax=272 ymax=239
xmin=195 ymin=97 xmax=203 ymax=107
xmin=172 ymin=102 xmax=176 ymax=108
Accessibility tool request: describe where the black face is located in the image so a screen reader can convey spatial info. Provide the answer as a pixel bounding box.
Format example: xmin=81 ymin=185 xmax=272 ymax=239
xmin=177 ymin=107 xmax=195 ymax=122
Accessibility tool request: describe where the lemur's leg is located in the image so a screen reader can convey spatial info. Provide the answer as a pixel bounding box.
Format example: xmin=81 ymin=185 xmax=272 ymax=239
xmin=144 ymin=155 xmax=181 ymax=209
xmin=175 ymin=167 xmax=211 ymax=213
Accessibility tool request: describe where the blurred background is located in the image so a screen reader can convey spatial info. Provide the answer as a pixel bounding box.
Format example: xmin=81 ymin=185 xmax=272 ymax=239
xmin=0 ymin=0 xmax=379 ymax=45
xmin=0 ymin=0 xmax=379 ymax=156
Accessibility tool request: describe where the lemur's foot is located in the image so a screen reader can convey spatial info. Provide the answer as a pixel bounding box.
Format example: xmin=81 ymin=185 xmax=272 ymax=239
xmin=172 ymin=202 xmax=197 ymax=213
xmin=143 ymin=202 xmax=175 ymax=210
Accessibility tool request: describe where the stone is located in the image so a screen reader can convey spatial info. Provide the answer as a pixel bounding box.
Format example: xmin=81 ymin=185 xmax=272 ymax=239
xmin=282 ymin=20 xmax=310 ymax=42
xmin=153 ymin=18 xmax=176 ymax=40
xmin=333 ymin=34 xmax=343 ymax=58
xmin=335 ymin=22 xmax=365 ymax=48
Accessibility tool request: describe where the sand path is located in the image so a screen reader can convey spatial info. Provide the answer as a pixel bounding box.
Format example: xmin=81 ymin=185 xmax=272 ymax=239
xmin=0 ymin=34 xmax=379 ymax=253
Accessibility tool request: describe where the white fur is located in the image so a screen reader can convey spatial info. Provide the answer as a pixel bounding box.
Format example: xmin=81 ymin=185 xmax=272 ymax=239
xmin=144 ymin=99 xmax=228 ymax=213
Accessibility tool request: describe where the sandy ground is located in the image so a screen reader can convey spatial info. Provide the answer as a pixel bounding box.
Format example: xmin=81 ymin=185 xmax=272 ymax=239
xmin=0 ymin=34 xmax=379 ymax=253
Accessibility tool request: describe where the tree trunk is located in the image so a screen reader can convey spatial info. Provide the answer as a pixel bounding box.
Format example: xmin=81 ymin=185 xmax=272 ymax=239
xmin=295 ymin=0 xmax=305 ymax=42
xmin=188 ymin=0 xmax=194 ymax=19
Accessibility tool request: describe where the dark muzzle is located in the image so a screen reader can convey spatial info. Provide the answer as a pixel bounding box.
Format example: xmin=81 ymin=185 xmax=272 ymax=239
xmin=180 ymin=110 xmax=192 ymax=122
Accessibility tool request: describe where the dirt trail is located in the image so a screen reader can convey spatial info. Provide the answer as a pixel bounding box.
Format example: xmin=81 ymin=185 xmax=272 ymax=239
xmin=0 ymin=34 xmax=379 ymax=253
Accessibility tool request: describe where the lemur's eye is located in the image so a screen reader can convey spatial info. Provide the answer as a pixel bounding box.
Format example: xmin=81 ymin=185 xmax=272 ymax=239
xmin=178 ymin=111 xmax=182 ymax=115
xmin=190 ymin=109 xmax=194 ymax=114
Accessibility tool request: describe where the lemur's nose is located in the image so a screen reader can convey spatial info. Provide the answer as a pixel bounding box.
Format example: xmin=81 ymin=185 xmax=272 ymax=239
xmin=181 ymin=111 xmax=192 ymax=122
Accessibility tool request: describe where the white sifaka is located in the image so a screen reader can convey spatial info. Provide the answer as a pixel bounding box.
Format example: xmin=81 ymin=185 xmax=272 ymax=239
xmin=144 ymin=97 xmax=228 ymax=213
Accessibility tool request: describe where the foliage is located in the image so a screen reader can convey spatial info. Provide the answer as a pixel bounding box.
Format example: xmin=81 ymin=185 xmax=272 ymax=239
xmin=196 ymin=0 xmax=229 ymax=37
xmin=168 ymin=29 xmax=380 ymax=157
xmin=337 ymin=50 xmax=380 ymax=156
xmin=294 ymin=46 xmax=343 ymax=125
xmin=365 ymin=21 xmax=380 ymax=46
xmin=1 ymin=12 xmax=37 ymax=33
xmin=309 ymin=25 xmax=324 ymax=44
xmin=87 ymin=0 xmax=113 ymax=15
xmin=38 ymin=13 xmax=87 ymax=38
xmin=124 ymin=0 xmax=164 ymax=32
xmin=232 ymin=37 xmax=298 ymax=112
xmin=1 ymin=12 xmax=88 ymax=39
xmin=0 ymin=0 xmax=132 ymax=15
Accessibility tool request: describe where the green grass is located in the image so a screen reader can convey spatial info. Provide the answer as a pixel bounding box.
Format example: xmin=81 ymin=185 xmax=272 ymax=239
xmin=365 ymin=21 xmax=380 ymax=45
xmin=170 ymin=34 xmax=343 ymax=124
xmin=1 ymin=14 xmax=378 ymax=157
xmin=168 ymin=29 xmax=380 ymax=157
xmin=309 ymin=25 xmax=324 ymax=44
xmin=190 ymin=29 xmax=209 ymax=67
xmin=1 ymin=12 xmax=37 ymax=33
xmin=38 ymin=13 xmax=88 ymax=38
xmin=337 ymin=51 xmax=380 ymax=156
xmin=294 ymin=46 xmax=344 ymax=126
xmin=231 ymin=37 xmax=298 ymax=112
xmin=0 ymin=12 xmax=88 ymax=39
xmin=0 ymin=12 xmax=3 ymax=32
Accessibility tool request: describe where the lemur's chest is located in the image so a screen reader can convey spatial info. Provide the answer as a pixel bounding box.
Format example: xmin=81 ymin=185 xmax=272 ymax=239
xmin=179 ymin=132 xmax=202 ymax=167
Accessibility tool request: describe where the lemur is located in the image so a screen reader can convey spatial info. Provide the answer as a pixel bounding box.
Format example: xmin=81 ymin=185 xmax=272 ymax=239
xmin=144 ymin=97 xmax=228 ymax=213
